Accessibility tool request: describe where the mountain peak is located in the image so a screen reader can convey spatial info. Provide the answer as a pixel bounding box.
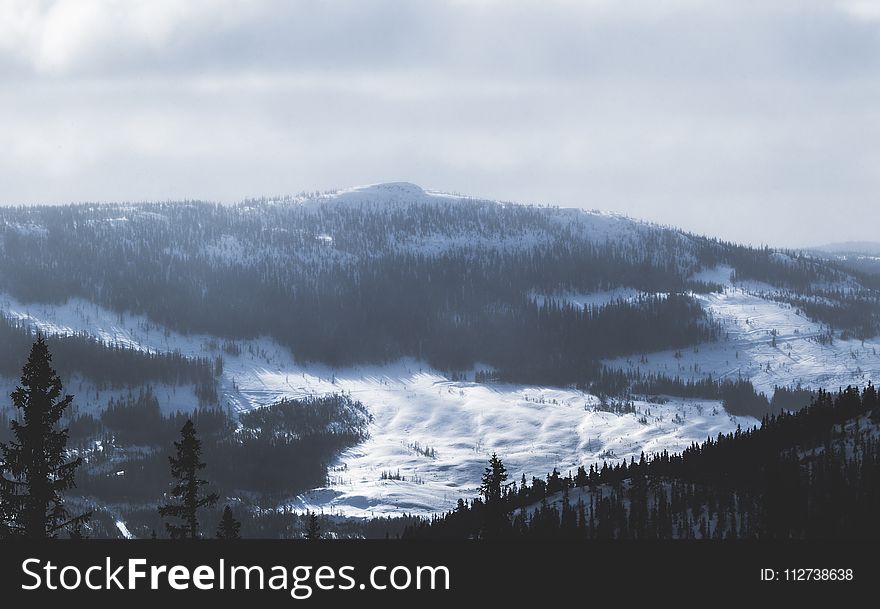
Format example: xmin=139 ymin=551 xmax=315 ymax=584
xmin=299 ymin=181 xmax=449 ymax=210
xmin=355 ymin=182 xmax=426 ymax=195
xmin=332 ymin=181 xmax=430 ymax=202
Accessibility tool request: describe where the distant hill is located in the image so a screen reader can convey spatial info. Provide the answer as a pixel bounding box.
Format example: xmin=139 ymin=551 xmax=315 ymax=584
xmin=811 ymin=241 xmax=880 ymax=256
xmin=810 ymin=241 xmax=880 ymax=276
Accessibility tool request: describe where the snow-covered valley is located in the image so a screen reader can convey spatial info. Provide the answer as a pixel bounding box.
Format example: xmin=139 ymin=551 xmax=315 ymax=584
xmin=3 ymin=269 xmax=880 ymax=518
xmin=0 ymin=290 xmax=757 ymax=517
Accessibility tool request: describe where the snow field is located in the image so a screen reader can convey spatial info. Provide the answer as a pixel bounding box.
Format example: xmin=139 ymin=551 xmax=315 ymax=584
xmin=0 ymin=291 xmax=756 ymax=516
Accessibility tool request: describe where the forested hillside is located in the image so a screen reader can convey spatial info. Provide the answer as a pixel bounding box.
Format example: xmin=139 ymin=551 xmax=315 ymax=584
xmin=0 ymin=315 xmax=215 ymax=391
xmin=71 ymin=392 xmax=370 ymax=507
xmin=2 ymin=183 xmax=876 ymax=388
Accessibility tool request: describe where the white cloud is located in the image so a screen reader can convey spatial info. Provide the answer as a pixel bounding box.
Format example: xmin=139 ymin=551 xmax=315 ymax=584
xmin=0 ymin=0 xmax=263 ymax=73
xmin=0 ymin=0 xmax=878 ymax=247
xmin=840 ymin=0 xmax=880 ymax=21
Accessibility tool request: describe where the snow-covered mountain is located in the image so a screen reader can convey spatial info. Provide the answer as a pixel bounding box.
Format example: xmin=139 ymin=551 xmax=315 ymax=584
xmin=1 ymin=183 xmax=878 ymax=525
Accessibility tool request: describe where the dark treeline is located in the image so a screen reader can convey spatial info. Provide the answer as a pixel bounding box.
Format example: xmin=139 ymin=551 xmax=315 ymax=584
xmin=724 ymin=245 xmax=845 ymax=291
xmin=832 ymin=256 xmax=880 ymax=283
xmin=406 ymin=385 xmax=880 ymax=539
xmin=75 ymin=392 xmax=371 ymax=504
xmin=782 ymin=291 xmax=880 ymax=340
xmin=631 ymin=374 xmax=772 ymax=417
xmin=238 ymin=395 xmax=372 ymax=439
xmin=587 ymin=369 xmax=798 ymax=418
xmin=2 ymin=195 xmax=875 ymax=383
xmin=0 ymin=315 xmax=215 ymax=391
xmin=422 ymin=293 xmax=717 ymax=383
xmin=87 ymin=504 xmax=420 ymax=540
xmin=100 ymin=388 xmax=230 ymax=446
xmin=770 ymin=385 xmax=818 ymax=412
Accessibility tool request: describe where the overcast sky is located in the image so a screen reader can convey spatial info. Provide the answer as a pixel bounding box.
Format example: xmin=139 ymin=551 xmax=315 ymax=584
xmin=1 ymin=1 xmax=878 ymax=247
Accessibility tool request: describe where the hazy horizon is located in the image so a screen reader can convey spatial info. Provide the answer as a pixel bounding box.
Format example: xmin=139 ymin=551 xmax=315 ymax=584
xmin=2 ymin=1 xmax=879 ymax=248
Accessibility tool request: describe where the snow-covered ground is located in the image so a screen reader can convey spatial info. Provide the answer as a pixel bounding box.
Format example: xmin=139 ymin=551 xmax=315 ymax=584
xmin=292 ymin=379 xmax=747 ymax=518
xmin=0 ymin=290 xmax=758 ymax=518
xmin=605 ymin=280 xmax=880 ymax=397
xmin=2 ymin=266 xmax=878 ymax=518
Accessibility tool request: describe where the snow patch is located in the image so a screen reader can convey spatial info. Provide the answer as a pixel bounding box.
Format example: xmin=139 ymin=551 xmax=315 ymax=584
xmin=604 ymin=286 xmax=880 ymax=397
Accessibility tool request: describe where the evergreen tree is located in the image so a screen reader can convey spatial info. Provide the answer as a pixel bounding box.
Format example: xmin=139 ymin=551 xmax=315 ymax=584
xmin=479 ymin=452 xmax=510 ymax=539
xmin=216 ymin=505 xmax=241 ymax=540
xmin=0 ymin=337 xmax=90 ymax=538
xmin=305 ymin=511 xmax=321 ymax=540
xmin=480 ymin=452 xmax=508 ymax=504
xmin=158 ymin=420 xmax=218 ymax=539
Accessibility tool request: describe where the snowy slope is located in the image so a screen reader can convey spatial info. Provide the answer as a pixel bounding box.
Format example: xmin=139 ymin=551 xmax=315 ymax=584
xmin=604 ymin=270 xmax=880 ymax=396
xmin=302 ymin=182 xmax=455 ymax=209
xmin=2 ymin=268 xmax=879 ymax=517
xmin=0 ymin=291 xmax=757 ymax=517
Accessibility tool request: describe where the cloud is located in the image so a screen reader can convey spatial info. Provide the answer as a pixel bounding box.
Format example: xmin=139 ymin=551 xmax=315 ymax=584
xmin=840 ymin=0 xmax=880 ymax=21
xmin=0 ymin=0 xmax=264 ymax=74
xmin=0 ymin=0 xmax=878 ymax=247
xmin=1 ymin=0 xmax=873 ymax=79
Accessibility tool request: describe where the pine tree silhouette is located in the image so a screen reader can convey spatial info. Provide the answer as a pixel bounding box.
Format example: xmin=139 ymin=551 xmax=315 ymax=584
xmin=480 ymin=453 xmax=508 ymax=504
xmin=216 ymin=505 xmax=242 ymax=539
xmin=158 ymin=419 xmax=218 ymax=539
xmin=305 ymin=511 xmax=321 ymax=540
xmin=0 ymin=337 xmax=90 ymax=538
xmin=479 ymin=452 xmax=509 ymax=539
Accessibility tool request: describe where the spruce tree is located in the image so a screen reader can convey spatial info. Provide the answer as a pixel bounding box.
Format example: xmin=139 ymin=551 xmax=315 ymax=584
xmin=479 ymin=452 xmax=510 ymax=539
xmin=305 ymin=511 xmax=321 ymax=540
xmin=216 ymin=505 xmax=241 ymax=539
xmin=158 ymin=419 xmax=218 ymax=539
xmin=0 ymin=337 xmax=90 ymax=538
xmin=480 ymin=453 xmax=508 ymax=504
